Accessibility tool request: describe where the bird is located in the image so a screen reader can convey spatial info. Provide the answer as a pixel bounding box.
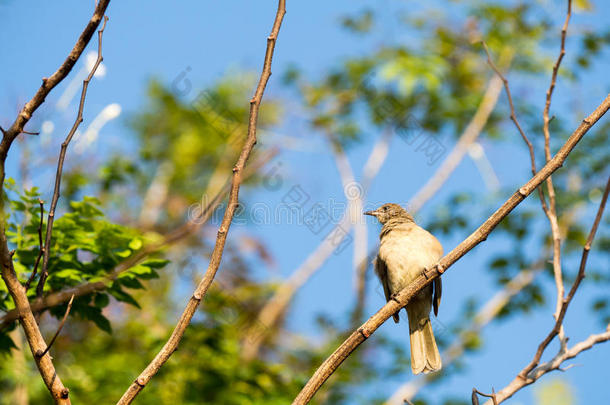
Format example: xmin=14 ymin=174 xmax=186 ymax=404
xmin=364 ymin=203 xmax=443 ymax=374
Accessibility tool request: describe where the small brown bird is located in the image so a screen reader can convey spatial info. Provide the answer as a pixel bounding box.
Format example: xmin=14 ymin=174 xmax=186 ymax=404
xmin=365 ymin=203 xmax=443 ymax=374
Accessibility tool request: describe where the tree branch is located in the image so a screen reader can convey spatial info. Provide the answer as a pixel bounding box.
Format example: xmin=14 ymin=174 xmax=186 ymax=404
xmin=116 ymin=1 xmax=286 ymax=403
xmin=36 ymin=16 xmax=109 ymax=299
xmin=485 ymin=175 xmax=610 ymax=404
xmin=0 ymin=0 xmax=111 ymax=167
xmin=541 ymin=0 xmax=573 ymax=350
xmin=290 ymin=94 xmax=610 ymax=405
xmin=24 ymin=199 xmax=45 ymax=291
xmin=37 ymin=294 xmax=75 ymax=359
xmin=487 ymin=325 xmax=610 ymax=404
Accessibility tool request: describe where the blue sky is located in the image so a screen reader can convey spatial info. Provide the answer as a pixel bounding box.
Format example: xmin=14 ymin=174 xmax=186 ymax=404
xmin=1 ymin=1 xmax=609 ymax=404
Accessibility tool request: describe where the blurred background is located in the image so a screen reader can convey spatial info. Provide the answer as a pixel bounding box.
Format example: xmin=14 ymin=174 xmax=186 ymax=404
xmin=0 ymin=0 xmax=609 ymax=404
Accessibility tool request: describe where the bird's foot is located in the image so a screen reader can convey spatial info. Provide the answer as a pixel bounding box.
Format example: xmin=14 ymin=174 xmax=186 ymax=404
xmin=389 ymin=293 xmax=401 ymax=305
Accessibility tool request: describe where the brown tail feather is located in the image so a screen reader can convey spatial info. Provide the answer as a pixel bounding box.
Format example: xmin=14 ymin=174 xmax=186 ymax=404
xmin=407 ymin=313 xmax=442 ymax=374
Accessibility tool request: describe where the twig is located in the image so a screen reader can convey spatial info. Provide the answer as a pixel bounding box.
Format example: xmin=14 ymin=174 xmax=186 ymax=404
xmin=36 ymin=295 xmax=75 ymax=358
xmin=408 ymin=47 xmax=513 ymax=212
xmin=541 ymin=0 xmax=572 ymax=351
xmin=487 ymin=325 xmax=610 ymax=404
xmin=24 ymin=199 xmax=45 ymax=291
xmin=516 ymin=175 xmax=610 ymax=378
xmin=290 ymin=94 xmax=610 ymax=405
xmin=0 ymin=0 xmax=110 ymax=169
xmin=472 ymin=388 xmax=497 ymax=405
xmin=116 ymin=2 xmax=286 ymax=403
xmin=36 ymin=17 xmax=109 ymax=298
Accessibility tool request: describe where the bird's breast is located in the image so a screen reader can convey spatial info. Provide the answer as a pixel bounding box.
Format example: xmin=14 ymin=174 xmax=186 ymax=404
xmin=378 ymin=225 xmax=440 ymax=293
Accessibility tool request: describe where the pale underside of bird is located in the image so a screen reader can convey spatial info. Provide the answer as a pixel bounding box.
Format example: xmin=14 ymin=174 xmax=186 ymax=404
xmin=365 ymin=203 xmax=443 ymax=374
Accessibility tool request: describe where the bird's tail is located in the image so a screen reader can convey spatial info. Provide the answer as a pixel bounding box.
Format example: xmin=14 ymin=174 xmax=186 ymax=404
xmin=407 ymin=311 xmax=442 ymax=374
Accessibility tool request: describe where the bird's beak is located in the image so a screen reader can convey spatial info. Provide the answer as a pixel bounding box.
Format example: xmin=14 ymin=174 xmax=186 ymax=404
xmin=363 ymin=210 xmax=377 ymax=217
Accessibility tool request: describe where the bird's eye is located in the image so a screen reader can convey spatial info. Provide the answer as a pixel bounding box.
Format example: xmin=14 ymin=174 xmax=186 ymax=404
xmin=383 ymin=206 xmax=388 ymax=211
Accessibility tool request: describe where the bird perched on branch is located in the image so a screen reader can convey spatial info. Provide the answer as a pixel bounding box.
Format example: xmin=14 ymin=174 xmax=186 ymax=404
xmin=364 ymin=203 xmax=443 ymax=374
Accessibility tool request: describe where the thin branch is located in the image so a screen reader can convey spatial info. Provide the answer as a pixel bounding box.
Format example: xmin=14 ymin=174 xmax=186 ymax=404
xmin=482 ymin=176 xmax=609 ymax=404
xmin=514 ymin=175 xmax=610 ymax=382
xmin=472 ymin=388 xmax=497 ymax=405
xmin=24 ymin=199 xmax=45 ymax=291
xmin=37 ymin=295 xmax=75 ymax=358
xmin=0 ymin=0 xmax=111 ymax=166
xmin=116 ymin=2 xmax=286 ymax=403
xmin=488 ymin=325 xmax=610 ymax=404
xmin=36 ymin=16 xmax=109 ymax=299
xmin=408 ymin=47 xmax=513 ymax=212
xmin=541 ymin=0 xmax=572 ymax=351
xmin=290 ymin=94 xmax=610 ymax=405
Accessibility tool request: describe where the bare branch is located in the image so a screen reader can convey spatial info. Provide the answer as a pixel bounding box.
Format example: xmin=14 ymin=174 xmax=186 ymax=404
xmin=290 ymin=94 xmax=610 ymax=405
xmin=37 ymin=295 xmax=75 ymax=359
xmin=24 ymin=199 xmax=45 ymax=291
xmin=0 ymin=0 xmax=111 ymax=166
xmin=116 ymin=2 xmax=286 ymax=403
xmin=488 ymin=325 xmax=610 ymax=404
xmin=541 ymin=0 xmax=573 ymax=351
xmin=35 ymin=16 xmax=109 ymax=298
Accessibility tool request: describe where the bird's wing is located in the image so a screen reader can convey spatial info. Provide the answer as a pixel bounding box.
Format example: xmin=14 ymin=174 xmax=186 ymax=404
xmin=433 ymin=277 xmax=442 ymax=317
xmin=374 ymin=255 xmax=400 ymax=323
xmin=429 ymin=231 xmax=443 ymax=317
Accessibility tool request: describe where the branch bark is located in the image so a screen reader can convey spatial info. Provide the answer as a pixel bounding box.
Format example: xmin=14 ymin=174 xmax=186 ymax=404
xmin=36 ymin=15 xmax=109 ymax=298
xmin=290 ymin=94 xmax=610 ymax=405
xmin=0 ymin=0 xmax=111 ymax=170
xmin=116 ymin=1 xmax=286 ymax=402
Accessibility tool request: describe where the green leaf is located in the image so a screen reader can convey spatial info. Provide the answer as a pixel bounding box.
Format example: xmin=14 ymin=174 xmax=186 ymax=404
xmin=128 ymin=238 xmax=143 ymax=250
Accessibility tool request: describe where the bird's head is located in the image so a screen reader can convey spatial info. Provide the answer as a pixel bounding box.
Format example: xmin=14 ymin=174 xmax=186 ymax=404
xmin=364 ymin=203 xmax=414 ymax=224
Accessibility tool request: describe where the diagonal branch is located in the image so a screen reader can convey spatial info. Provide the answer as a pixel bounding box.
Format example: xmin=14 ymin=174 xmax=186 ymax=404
xmin=37 ymin=294 xmax=75 ymax=359
xmin=0 ymin=0 xmax=111 ymax=167
xmin=24 ymin=199 xmax=45 ymax=291
xmin=36 ymin=16 xmax=109 ymax=299
xmin=291 ymin=94 xmax=610 ymax=405
xmin=488 ymin=325 xmax=610 ymax=404
xmin=541 ymin=0 xmax=573 ymax=351
xmin=116 ymin=1 xmax=286 ymax=403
